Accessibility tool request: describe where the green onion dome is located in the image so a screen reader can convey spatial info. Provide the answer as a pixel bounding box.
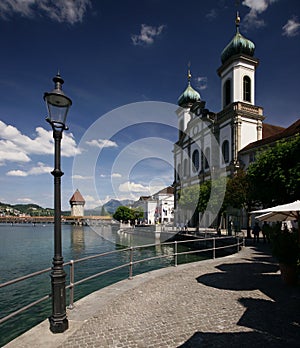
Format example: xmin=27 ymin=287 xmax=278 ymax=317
xmin=177 ymin=70 xmax=201 ymax=107
xmin=221 ymin=14 xmax=255 ymax=64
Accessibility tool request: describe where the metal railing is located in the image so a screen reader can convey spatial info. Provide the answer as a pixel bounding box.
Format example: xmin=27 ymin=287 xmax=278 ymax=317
xmin=0 ymin=234 xmax=244 ymax=325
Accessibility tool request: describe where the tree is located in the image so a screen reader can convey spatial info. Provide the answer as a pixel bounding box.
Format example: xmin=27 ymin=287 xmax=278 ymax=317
xmin=100 ymin=206 xmax=109 ymax=216
xmin=247 ymin=135 xmax=300 ymax=207
xmin=178 ymin=185 xmax=200 ymax=214
xmin=113 ymin=206 xmax=144 ymax=223
xmin=132 ymin=207 xmax=144 ymax=221
xmin=224 ymin=170 xmax=254 ymax=237
xmin=113 ymin=206 xmax=135 ymax=222
xmin=178 ymin=177 xmax=226 ymax=228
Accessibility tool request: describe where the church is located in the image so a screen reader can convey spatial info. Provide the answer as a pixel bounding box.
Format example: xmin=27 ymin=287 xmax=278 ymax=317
xmin=173 ymin=13 xmax=299 ymax=229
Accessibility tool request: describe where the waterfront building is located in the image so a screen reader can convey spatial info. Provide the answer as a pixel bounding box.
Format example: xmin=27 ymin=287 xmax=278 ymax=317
xmin=173 ymin=13 xmax=298 ymax=228
xmin=69 ymin=189 xmax=85 ymax=217
xmin=135 ymin=186 xmax=174 ymax=224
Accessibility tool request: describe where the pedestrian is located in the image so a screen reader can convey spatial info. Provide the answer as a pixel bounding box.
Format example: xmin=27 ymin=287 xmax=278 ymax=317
xmin=252 ymin=222 xmax=261 ymax=243
xmin=184 ymin=223 xmax=188 ymax=233
xmin=261 ymin=221 xmax=270 ymax=243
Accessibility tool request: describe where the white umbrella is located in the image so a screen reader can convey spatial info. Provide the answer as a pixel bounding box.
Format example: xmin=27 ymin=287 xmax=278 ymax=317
xmin=255 ymin=211 xmax=298 ymax=222
xmin=251 ymin=200 xmax=300 ymax=217
xmin=251 ymin=200 xmax=300 ymax=240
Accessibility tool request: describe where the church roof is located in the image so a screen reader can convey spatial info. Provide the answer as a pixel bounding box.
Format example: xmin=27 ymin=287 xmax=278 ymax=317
xmin=240 ymin=119 xmax=300 ymax=153
xmin=69 ymin=189 xmax=85 ymax=204
xmin=221 ymin=13 xmax=255 ymax=64
xmin=177 ymin=70 xmax=201 ymax=107
xmin=262 ymin=123 xmax=285 ymax=138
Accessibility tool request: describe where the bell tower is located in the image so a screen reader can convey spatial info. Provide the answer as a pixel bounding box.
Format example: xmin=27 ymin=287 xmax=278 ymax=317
xmin=217 ymin=13 xmax=265 ymax=169
xmin=218 ymin=13 xmax=259 ymax=108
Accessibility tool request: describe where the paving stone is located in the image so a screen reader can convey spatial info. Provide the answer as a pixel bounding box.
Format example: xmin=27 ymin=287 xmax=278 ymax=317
xmin=7 ymin=243 xmax=300 ymax=348
xmin=53 ymin=244 xmax=299 ymax=347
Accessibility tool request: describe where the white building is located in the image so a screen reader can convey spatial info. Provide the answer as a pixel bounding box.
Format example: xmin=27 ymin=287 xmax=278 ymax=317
xmin=135 ymin=186 xmax=174 ymax=224
xmin=173 ymin=13 xmax=287 ymax=228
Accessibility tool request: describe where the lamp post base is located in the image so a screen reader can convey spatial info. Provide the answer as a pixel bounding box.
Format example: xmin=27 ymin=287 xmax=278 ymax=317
xmin=49 ymin=264 xmax=68 ymax=333
xmin=49 ymin=316 xmax=69 ymax=333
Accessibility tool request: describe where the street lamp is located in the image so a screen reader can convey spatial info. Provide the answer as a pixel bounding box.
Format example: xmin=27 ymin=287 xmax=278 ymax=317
xmin=44 ymin=72 xmax=72 ymax=333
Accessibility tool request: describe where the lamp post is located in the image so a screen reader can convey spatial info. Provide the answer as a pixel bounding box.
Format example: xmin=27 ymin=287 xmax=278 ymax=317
xmin=44 ymin=73 xmax=72 ymax=333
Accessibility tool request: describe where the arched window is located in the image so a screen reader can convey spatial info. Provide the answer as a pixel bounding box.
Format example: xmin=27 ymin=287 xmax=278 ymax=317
xmin=179 ymin=119 xmax=184 ymax=139
xmin=183 ymin=158 xmax=188 ymax=176
xmin=192 ymin=150 xmax=199 ymax=173
xmin=201 ymin=151 xmax=204 ymax=171
xmin=222 ymin=140 xmax=229 ymax=164
xmin=224 ymin=79 xmax=231 ymax=106
xmin=243 ymin=76 xmax=251 ymax=102
xmin=177 ymin=164 xmax=181 ymax=182
xmin=204 ymin=147 xmax=210 ymax=169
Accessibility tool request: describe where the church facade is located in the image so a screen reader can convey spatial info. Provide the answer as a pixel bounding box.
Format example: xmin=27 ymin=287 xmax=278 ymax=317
xmin=173 ymin=14 xmax=267 ymax=228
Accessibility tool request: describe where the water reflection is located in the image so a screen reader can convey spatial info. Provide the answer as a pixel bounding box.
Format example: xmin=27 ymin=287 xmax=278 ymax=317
xmin=116 ymin=228 xmax=161 ymax=247
xmin=71 ymin=225 xmax=85 ymax=252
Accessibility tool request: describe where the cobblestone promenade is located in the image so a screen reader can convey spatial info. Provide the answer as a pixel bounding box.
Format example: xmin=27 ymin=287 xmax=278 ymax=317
xmin=7 ymin=243 xmax=300 ymax=348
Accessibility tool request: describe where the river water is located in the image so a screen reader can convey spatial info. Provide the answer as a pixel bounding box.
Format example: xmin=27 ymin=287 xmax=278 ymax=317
xmin=0 ymin=223 xmax=200 ymax=346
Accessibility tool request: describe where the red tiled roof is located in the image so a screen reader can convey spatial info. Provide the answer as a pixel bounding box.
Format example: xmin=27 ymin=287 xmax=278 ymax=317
xmin=155 ymin=186 xmax=174 ymax=195
xmin=138 ymin=196 xmax=151 ymax=201
xmin=240 ymin=118 xmax=300 ymax=153
xmin=262 ymin=123 xmax=285 ymax=138
xmin=69 ymin=189 xmax=85 ymax=204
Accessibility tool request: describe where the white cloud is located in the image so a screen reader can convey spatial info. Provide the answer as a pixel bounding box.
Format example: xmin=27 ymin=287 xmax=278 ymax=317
xmin=27 ymin=162 xmax=52 ymax=175
xmin=112 ymin=173 xmax=122 ymax=178
xmin=6 ymin=169 xmax=27 ymax=177
xmin=72 ymin=174 xmax=93 ymax=180
xmin=282 ymin=17 xmax=300 ymax=37
xmin=83 ymin=194 xmax=111 ymax=209
xmin=86 ymin=139 xmax=118 ymax=149
xmin=0 ymin=0 xmax=92 ymax=24
xmin=6 ymin=162 xmax=52 ymax=176
xmin=131 ymin=24 xmax=165 ymax=46
xmin=119 ymin=181 xmax=150 ymax=193
xmin=242 ymin=0 xmax=277 ymax=29
xmin=17 ymin=198 xmax=34 ymax=203
xmin=0 ymin=120 xmax=80 ymax=165
xmin=195 ymin=76 xmax=208 ymax=91
xmin=206 ymin=9 xmax=217 ymax=20
xmin=84 ymin=195 xmax=97 ymax=202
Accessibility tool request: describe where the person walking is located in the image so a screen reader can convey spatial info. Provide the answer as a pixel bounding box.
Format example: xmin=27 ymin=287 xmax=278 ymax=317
xmin=261 ymin=221 xmax=270 ymax=243
xmin=252 ymin=222 xmax=261 ymax=243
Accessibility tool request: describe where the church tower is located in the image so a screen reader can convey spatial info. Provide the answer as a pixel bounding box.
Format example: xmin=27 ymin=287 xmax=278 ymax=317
xmin=177 ymin=68 xmax=201 ymax=140
xmin=217 ymin=13 xmax=265 ymax=170
xmin=219 ymin=13 xmax=257 ymax=108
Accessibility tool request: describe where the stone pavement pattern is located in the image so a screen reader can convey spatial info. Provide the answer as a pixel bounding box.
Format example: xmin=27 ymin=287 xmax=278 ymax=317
xmin=6 ymin=244 xmax=300 ymax=347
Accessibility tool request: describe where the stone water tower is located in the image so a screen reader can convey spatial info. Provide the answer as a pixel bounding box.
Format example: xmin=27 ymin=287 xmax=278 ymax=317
xmin=69 ymin=189 xmax=85 ymax=217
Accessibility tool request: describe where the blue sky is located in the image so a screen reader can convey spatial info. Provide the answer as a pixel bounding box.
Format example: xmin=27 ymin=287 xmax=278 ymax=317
xmin=0 ymin=0 xmax=299 ymax=210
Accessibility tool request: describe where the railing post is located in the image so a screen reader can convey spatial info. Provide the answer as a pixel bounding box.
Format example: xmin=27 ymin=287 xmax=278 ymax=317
xmin=174 ymin=241 xmax=178 ymax=267
xmin=213 ymin=238 xmax=215 ymax=259
xmin=237 ymin=235 xmax=240 ymax=253
xmin=68 ymin=260 xmax=74 ymax=309
xmin=129 ymin=247 xmax=133 ymax=280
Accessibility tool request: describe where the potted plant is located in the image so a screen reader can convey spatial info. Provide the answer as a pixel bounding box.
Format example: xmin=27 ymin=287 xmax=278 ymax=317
xmin=270 ymin=224 xmax=299 ymax=286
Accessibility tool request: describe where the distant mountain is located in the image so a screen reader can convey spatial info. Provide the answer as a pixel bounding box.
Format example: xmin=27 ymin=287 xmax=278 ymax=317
xmin=102 ymin=199 xmax=135 ymax=214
